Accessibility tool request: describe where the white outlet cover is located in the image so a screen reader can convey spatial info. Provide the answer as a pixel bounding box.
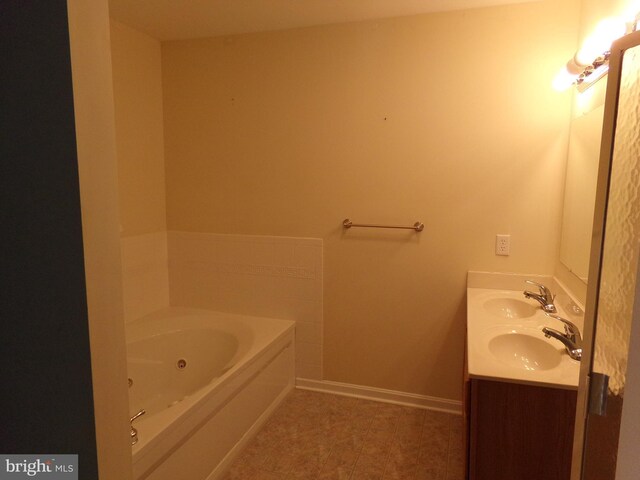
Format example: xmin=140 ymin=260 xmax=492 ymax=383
xmin=496 ymin=234 xmax=510 ymax=256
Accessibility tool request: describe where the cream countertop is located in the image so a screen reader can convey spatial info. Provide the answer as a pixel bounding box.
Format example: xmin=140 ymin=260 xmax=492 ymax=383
xmin=466 ymin=276 xmax=582 ymax=390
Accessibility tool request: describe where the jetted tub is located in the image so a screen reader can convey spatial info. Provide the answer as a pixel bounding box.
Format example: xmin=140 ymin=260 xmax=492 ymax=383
xmin=127 ymin=307 xmax=295 ymax=480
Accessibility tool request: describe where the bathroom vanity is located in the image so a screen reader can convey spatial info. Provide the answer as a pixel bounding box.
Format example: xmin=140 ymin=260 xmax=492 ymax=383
xmin=464 ymin=273 xmax=581 ymax=480
xmin=464 ymin=375 xmax=577 ymax=480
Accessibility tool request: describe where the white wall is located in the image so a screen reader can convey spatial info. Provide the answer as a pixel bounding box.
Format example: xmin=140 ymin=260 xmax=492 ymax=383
xmin=168 ymin=232 xmax=323 ymax=379
xmin=120 ymin=232 xmax=170 ymax=322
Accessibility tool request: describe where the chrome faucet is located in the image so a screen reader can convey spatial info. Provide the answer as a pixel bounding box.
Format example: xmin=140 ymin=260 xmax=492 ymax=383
xmin=542 ymin=313 xmax=582 ymax=361
xmin=130 ymin=409 xmax=146 ymax=445
xmin=523 ymin=280 xmax=557 ymax=313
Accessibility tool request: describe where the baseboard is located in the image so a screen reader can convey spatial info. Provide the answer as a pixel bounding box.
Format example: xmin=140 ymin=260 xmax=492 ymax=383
xmin=206 ymin=382 xmax=295 ymax=480
xmin=296 ymin=378 xmax=462 ymax=414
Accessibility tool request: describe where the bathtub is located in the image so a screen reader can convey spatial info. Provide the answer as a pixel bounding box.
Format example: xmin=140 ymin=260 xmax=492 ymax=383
xmin=126 ymin=307 xmax=295 ymax=480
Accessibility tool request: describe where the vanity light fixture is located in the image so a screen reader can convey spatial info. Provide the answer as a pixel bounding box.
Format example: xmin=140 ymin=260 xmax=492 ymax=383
xmin=553 ymin=14 xmax=638 ymax=92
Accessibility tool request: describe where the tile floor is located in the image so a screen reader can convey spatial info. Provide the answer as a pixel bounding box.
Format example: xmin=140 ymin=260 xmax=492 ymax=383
xmin=224 ymin=389 xmax=464 ymax=479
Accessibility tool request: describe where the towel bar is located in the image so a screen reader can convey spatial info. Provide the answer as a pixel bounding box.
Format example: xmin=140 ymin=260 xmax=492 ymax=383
xmin=342 ymin=218 xmax=424 ymax=232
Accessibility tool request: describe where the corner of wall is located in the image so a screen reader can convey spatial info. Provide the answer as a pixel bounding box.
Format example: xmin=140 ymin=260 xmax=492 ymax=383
xmin=67 ymin=0 xmax=132 ymax=478
xmin=554 ymin=260 xmax=588 ymax=309
xmin=120 ymin=231 xmax=170 ymax=322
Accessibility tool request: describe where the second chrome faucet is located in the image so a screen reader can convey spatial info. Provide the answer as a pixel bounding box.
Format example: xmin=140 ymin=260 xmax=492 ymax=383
xmin=542 ymin=313 xmax=583 ymax=361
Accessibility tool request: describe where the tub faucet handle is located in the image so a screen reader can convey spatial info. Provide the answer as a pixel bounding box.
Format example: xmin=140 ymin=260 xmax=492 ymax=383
xmin=130 ymin=409 xmax=145 ymax=423
xmin=130 ymin=409 xmax=146 ymax=446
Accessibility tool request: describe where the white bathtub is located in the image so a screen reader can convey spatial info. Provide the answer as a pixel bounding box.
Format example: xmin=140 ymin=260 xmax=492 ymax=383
xmin=126 ymin=307 xmax=295 ymax=480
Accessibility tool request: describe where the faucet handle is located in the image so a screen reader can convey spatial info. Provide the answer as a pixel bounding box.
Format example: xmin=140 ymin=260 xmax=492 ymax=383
xmin=130 ymin=409 xmax=145 ymax=446
xmin=525 ymin=280 xmax=552 ymax=298
xmin=544 ymin=313 xmax=581 ymax=341
xmin=130 ymin=409 xmax=146 ymax=424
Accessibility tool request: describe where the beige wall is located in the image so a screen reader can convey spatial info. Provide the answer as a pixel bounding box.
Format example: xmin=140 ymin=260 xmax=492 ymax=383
xmin=111 ymin=20 xmax=167 ymax=237
xmin=162 ymin=0 xmax=580 ymax=400
xmin=67 ymin=1 xmax=132 ymax=479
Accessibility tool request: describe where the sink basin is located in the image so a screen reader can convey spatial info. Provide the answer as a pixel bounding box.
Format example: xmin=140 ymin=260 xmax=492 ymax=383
xmin=483 ymin=298 xmax=537 ymax=319
xmin=488 ymin=331 xmax=562 ymax=371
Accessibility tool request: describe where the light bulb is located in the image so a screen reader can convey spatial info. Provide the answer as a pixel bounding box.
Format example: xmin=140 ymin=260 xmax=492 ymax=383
xmin=623 ymin=1 xmax=640 ymax=24
xmin=576 ymin=17 xmax=627 ymax=66
xmin=553 ymin=66 xmax=578 ymax=91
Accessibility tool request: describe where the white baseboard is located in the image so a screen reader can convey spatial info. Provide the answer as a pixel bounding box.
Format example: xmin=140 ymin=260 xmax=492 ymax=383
xmin=296 ymin=378 xmax=462 ymax=415
xmin=206 ymin=382 xmax=295 ymax=480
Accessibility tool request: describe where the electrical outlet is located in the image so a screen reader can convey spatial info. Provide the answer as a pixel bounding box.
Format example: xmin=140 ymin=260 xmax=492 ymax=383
xmin=496 ymin=234 xmax=510 ymax=256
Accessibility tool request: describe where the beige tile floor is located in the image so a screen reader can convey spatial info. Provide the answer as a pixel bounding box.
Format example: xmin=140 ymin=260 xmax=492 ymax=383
xmin=224 ymin=389 xmax=464 ymax=480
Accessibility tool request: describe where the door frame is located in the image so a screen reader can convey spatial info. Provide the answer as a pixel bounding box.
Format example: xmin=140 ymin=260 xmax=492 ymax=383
xmin=571 ymin=29 xmax=640 ymax=480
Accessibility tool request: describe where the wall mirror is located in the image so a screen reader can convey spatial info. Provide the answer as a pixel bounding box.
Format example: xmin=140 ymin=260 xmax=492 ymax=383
xmin=559 ymin=104 xmax=604 ymax=284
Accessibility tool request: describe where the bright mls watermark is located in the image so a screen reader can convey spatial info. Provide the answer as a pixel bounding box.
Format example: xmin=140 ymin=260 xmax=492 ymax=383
xmin=0 ymin=456 xmax=77 ymax=479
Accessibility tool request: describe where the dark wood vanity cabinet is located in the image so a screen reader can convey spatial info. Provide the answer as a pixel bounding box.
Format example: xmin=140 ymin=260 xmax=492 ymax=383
xmin=464 ymin=377 xmax=577 ymax=480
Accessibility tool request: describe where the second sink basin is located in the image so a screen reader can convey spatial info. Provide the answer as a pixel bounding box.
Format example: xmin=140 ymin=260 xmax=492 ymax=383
xmin=483 ymin=297 xmax=537 ymax=319
xmin=487 ymin=329 xmax=562 ymax=371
